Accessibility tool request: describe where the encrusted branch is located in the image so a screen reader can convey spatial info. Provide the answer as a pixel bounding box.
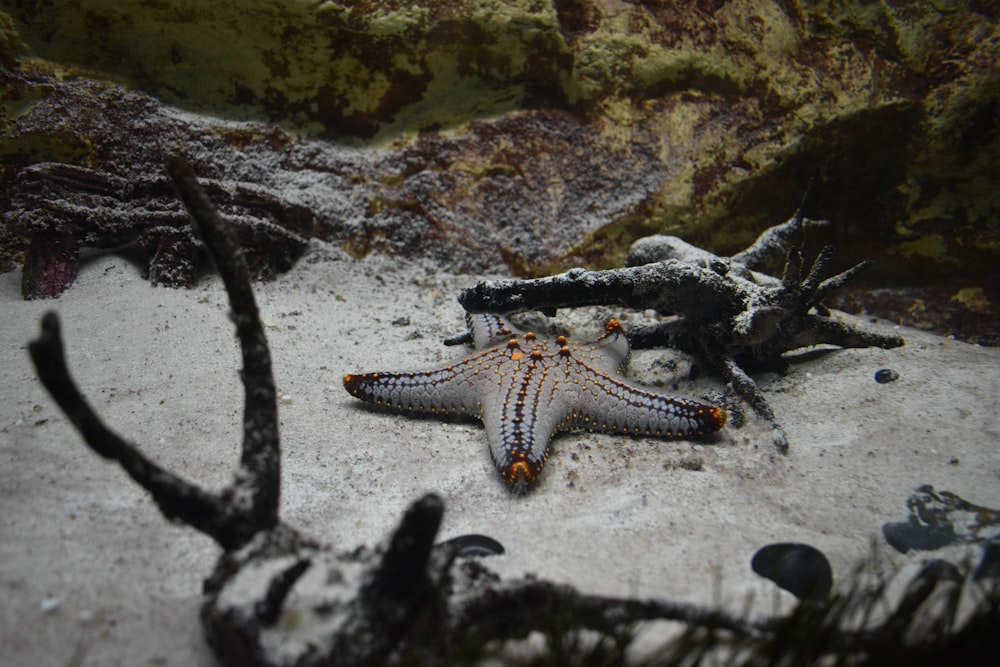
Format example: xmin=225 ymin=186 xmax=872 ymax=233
xmin=460 ymin=260 xmax=738 ymax=323
xmin=459 ymin=216 xmax=905 ymax=450
xmin=730 ymin=215 xmax=829 ymax=271
xmin=28 ymin=313 xmax=235 ymax=541
xmin=166 ymin=155 xmax=280 ymax=535
xmin=8 ymin=161 xmax=313 ymax=298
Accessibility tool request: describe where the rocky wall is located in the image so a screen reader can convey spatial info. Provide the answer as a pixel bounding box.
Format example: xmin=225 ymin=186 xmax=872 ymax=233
xmin=1 ymin=1 xmax=997 ymax=338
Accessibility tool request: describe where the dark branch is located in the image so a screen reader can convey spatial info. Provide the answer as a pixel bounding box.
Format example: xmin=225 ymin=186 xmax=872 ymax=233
xmin=716 ymin=354 xmax=788 ymax=453
xmin=814 ymin=260 xmax=874 ymax=303
xmin=370 ymin=493 xmax=444 ymax=602
xmin=454 ymin=578 xmax=775 ymax=642
xmin=166 ymin=155 xmax=280 ymax=536
xmin=458 ymin=215 xmax=904 ymax=452
xmin=28 ymin=312 xmax=233 ymax=541
xmin=256 ymin=558 xmax=312 ymax=626
xmin=799 ymin=246 xmax=834 ymax=295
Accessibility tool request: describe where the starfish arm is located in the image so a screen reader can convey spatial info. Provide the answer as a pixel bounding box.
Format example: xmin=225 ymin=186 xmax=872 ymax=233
xmin=466 ymin=313 xmax=515 ymax=350
xmin=568 ymin=319 xmax=630 ymax=374
xmin=565 ymin=366 xmax=726 ymax=438
xmin=481 ymin=361 xmax=568 ymax=492
xmin=343 ymin=354 xmax=497 ymax=416
xmin=482 ymin=404 xmax=560 ymax=493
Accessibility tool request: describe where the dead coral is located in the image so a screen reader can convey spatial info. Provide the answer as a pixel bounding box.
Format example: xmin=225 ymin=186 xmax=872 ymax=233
xmin=459 ymin=215 xmax=905 ymax=450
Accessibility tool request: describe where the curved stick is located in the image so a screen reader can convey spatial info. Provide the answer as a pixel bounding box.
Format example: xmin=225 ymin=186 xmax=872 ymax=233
xmin=165 ymin=155 xmax=280 ymax=536
xmin=28 ymin=313 xmax=233 ymax=541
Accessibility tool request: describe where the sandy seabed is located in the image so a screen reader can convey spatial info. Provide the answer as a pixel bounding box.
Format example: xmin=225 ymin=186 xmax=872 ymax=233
xmin=2 ymin=241 xmax=998 ymax=665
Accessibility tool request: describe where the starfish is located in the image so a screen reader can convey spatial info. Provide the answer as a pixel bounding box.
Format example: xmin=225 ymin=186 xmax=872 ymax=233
xmin=343 ymin=314 xmax=726 ymax=492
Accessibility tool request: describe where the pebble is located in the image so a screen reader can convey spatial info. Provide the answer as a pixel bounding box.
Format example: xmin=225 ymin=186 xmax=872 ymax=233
xmin=874 ymin=368 xmax=900 ymax=384
xmin=437 ymin=534 xmax=505 ymax=558
xmin=751 ymin=542 xmax=833 ymax=601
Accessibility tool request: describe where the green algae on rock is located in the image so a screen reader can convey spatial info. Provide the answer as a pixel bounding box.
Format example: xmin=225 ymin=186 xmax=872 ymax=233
xmin=4 ymin=1 xmax=575 ymax=140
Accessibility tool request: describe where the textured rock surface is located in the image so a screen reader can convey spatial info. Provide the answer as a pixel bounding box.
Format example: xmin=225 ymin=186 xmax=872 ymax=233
xmin=0 ymin=64 xmax=669 ymax=283
xmin=1 ymin=1 xmax=997 ymax=333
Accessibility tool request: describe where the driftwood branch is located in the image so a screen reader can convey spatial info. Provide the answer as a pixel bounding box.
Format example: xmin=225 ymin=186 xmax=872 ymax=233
xmin=9 ymin=161 xmax=313 ymax=298
xmin=166 ymin=155 xmax=281 ymax=536
xmin=459 ymin=216 xmax=905 ymax=451
xmin=28 ymin=312 xmax=236 ymax=542
xmin=28 ymin=156 xmax=283 ymax=551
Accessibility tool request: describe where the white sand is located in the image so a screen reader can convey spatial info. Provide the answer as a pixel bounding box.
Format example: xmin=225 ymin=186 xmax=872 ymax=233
xmin=2 ymin=242 xmax=998 ymax=665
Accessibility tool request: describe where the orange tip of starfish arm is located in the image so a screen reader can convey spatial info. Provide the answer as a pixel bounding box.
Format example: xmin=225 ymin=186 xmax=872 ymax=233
xmin=708 ymin=406 xmax=727 ymax=431
xmin=502 ymin=460 xmax=538 ymax=485
xmin=343 ymin=373 xmax=365 ymax=394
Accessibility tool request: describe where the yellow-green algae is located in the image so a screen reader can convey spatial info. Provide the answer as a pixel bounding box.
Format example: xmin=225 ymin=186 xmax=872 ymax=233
xmin=2 ymin=0 xmax=954 ymax=141
xmin=3 ymin=1 xmax=574 ymax=141
xmin=951 ymin=286 xmax=990 ymax=314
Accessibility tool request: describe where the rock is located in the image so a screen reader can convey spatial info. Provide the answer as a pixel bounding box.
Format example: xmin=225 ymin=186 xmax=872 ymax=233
xmin=874 ymin=368 xmax=900 ymax=384
xmin=750 ymin=542 xmax=834 ymax=601
xmin=436 ymin=534 xmax=506 ymax=558
xmin=882 ymin=485 xmax=1000 ymax=554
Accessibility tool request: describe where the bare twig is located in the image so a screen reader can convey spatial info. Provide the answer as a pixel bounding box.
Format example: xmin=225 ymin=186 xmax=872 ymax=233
xmin=28 ymin=155 xmax=283 ymax=551
xmin=166 ymin=155 xmax=280 ymax=535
